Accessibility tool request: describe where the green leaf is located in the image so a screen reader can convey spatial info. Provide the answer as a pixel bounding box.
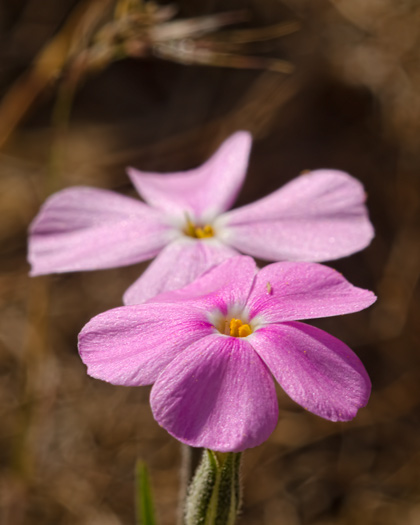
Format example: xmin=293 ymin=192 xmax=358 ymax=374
xmin=135 ymin=459 xmax=157 ymax=525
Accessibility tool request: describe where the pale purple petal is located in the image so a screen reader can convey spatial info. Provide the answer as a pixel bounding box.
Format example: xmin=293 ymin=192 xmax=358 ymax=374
xmin=149 ymin=255 xmax=257 ymax=314
xmin=127 ymin=131 xmax=252 ymax=220
xmin=78 ymin=303 xmax=213 ymax=386
xmin=151 ymin=334 xmax=278 ymax=452
xmin=29 ymin=187 xmax=174 ymax=275
xmin=250 ymin=322 xmax=371 ymax=421
xmin=217 ymin=169 xmax=374 ymax=261
xmin=247 ymin=261 xmax=376 ymax=324
xmin=123 ymin=238 xmax=238 ymax=305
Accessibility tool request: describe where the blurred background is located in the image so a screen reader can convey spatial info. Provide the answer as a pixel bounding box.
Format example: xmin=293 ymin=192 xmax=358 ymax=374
xmin=1 ymin=0 xmax=420 ymax=523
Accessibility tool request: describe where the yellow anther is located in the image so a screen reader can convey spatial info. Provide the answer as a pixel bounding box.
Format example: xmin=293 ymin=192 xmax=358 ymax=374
xmin=184 ymin=215 xmax=214 ymax=239
xmin=229 ymin=318 xmax=241 ymax=337
xmin=229 ymin=318 xmax=252 ymax=338
xmin=195 ymin=224 xmax=214 ymax=239
xmin=238 ymin=324 xmax=252 ymax=338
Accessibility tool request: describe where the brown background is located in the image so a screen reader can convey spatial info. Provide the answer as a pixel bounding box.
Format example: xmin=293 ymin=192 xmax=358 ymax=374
xmin=1 ymin=1 xmax=420 ymax=524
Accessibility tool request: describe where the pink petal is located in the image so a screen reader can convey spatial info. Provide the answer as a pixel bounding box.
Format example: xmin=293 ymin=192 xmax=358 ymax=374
xmin=149 ymin=255 xmax=257 ymax=314
xmin=150 ymin=334 xmax=278 ymax=452
xmin=217 ymin=169 xmax=374 ymax=261
xmin=127 ymin=131 xmax=251 ymax=220
xmin=78 ymin=303 xmax=213 ymax=386
xmin=247 ymin=261 xmax=376 ymax=323
xmin=250 ymin=322 xmax=371 ymax=421
xmin=123 ymin=238 xmax=238 ymax=305
xmin=29 ymin=187 xmax=174 ymax=275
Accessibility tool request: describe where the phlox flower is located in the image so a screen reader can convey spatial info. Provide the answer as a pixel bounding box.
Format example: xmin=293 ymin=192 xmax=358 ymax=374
xmin=78 ymin=256 xmax=376 ymax=452
xmin=29 ymin=132 xmax=374 ymax=304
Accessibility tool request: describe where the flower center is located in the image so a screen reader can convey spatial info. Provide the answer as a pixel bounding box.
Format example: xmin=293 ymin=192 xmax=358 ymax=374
xmin=184 ymin=215 xmax=214 ymax=239
xmin=228 ymin=318 xmax=252 ymax=338
xmin=209 ymin=308 xmax=253 ymax=338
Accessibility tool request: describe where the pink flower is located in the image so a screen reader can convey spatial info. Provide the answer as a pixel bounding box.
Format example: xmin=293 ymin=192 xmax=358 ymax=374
xmin=29 ymin=132 xmax=374 ymax=304
xmin=78 ymin=256 xmax=376 ymax=452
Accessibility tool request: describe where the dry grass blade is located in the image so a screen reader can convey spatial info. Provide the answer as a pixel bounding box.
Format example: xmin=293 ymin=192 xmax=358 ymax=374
xmin=0 ymin=0 xmax=113 ymax=148
xmin=152 ymin=43 xmax=294 ymax=73
xmin=219 ymin=20 xmax=300 ymax=44
xmin=0 ymin=1 xmax=297 ymax=148
xmin=147 ymin=11 xmax=248 ymax=42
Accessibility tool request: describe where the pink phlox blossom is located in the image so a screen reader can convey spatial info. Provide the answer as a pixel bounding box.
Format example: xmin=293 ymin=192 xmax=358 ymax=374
xmin=29 ymin=132 xmax=374 ymax=304
xmin=78 ymin=256 xmax=376 ymax=452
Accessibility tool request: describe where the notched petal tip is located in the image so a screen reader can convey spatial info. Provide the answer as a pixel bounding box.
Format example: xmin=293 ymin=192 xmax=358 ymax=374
xmin=312 ymin=373 xmax=371 ymax=422
xmin=359 ymin=288 xmax=377 ymax=308
xmin=27 ymin=185 xmax=170 ymax=275
xmin=247 ymin=261 xmax=377 ymax=324
xmin=227 ymin=129 xmax=253 ymax=148
xmin=250 ymin=322 xmax=372 ymax=424
xmin=150 ymin=335 xmax=278 ymax=452
xmin=126 ymin=130 xmax=253 ymax=218
xmin=78 ymin=303 xmax=212 ymax=387
xmin=221 ymin=167 xmax=375 ymax=262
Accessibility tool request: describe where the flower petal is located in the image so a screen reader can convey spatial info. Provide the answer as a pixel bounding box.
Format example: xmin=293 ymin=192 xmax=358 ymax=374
xmin=127 ymin=131 xmax=252 ymax=220
xmin=217 ymin=169 xmax=374 ymax=261
xmin=151 ymin=334 xmax=278 ymax=452
xmin=247 ymin=261 xmax=376 ymax=323
xmin=78 ymin=303 xmax=212 ymax=386
xmin=123 ymin=238 xmax=238 ymax=305
xmin=29 ymin=187 xmax=173 ymax=275
xmin=250 ymin=322 xmax=371 ymax=421
xmin=149 ymin=255 xmax=257 ymax=315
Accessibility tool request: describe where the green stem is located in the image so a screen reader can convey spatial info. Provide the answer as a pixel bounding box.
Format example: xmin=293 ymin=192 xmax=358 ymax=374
xmin=184 ymin=450 xmax=242 ymax=525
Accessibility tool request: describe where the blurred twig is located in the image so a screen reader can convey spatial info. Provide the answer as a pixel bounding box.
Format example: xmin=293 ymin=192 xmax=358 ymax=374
xmin=0 ymin=0 xmax=113 ymax=149
xmin=0 ymin=0 xmax=297 ymax=148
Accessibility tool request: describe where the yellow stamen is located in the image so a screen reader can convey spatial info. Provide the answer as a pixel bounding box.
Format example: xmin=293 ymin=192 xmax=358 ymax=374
xmin=195 ymin=224 xmax=214 ymax=238
xmin=229 ymin=318 xmax=241 ymax=336
xmin=238 ymin=324 xmax=252 ymax=337
xmin=229 ymin=318 xmax=252 ymax=338
xmin=195 ymin=224 xmax=214 ymax=239
xmin=184 ymin=215 xmax=214 ymax=238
